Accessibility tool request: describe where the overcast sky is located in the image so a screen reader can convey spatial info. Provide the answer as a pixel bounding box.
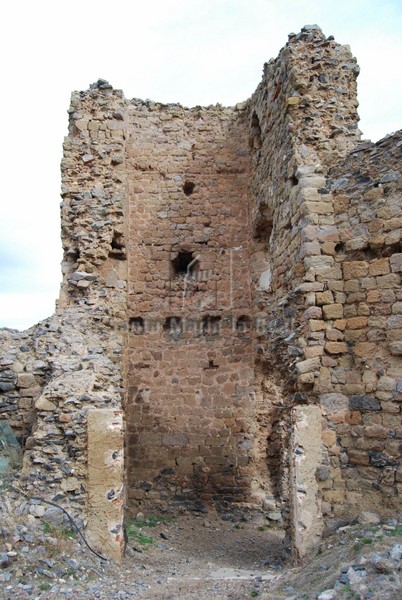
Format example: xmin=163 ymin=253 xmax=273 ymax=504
xmin=0 ymin=0 xmax=401 ymax=330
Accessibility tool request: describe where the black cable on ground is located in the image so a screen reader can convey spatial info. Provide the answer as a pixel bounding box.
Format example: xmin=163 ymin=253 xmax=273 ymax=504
xmin=32 ymin=496 xmax=107 ymax=561
xmin=13 ymin=486 xmax=107 ymax=561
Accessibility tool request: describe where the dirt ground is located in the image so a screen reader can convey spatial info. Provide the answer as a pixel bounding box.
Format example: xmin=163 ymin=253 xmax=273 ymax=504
xmin=121 ymin=512 xmax=287 ymax=599
xmin=1 ymin=505 xmax=401 ymax=600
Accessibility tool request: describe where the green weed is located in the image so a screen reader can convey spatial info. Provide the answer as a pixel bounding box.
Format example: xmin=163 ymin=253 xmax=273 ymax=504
xmin=353 ymin=537 xmax=373 ymax=552
xmin=38 ymin=582 xmax=51 ymax=591
xmin=125 ymin=521 xmax=155 ymax=546
xmin=43 ymin=522 xmax=73 ymax=540
xmin=387 ymin=525 xmax=402 ymax=537
xmin=125 ymin=514 xmax=175 ymax=547
xmin=129 ymin=515 xmax=174 ymax=528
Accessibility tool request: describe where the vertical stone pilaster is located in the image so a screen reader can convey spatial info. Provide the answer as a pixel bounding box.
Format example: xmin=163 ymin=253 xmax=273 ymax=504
xmin=87 ymin=409 xmax=125 ymax=563
xmin=290 ymin=405 xmax=324 ymax=562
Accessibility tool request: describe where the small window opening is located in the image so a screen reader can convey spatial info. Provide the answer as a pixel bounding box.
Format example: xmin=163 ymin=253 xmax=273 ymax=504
xmin=109 ymin=231 xmax=126 ymax=260
xmin=254 ymin=218 xmax=273 ymax=242
xmin=164 ymin=317 xmax=183 ymax=336
xmin=183 ymin=181 xmax=195 ymax=196
xmin=202 ymin=316 xmax=221 ymax=336
xmin=171 ymin=251 xmax=199 ymax=279
xmin=66 ymin=248 xmax=80 ymax=262
xmin=236 ymin=315 xmax=252 ymax=335
xmin=249 ymin=112 xmax=262 ymax=150
xmin=64 ymin=248 xmax=80 ymax=276
xmin=129 ymin=317 xmax=145 ymax=334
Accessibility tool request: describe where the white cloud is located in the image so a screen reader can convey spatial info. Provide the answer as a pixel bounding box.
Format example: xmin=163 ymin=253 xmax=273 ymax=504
xmin=0 ymin=0 xmax=401 ymax=329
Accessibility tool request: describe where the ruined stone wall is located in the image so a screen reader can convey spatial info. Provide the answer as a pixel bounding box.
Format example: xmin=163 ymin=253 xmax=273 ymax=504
xmin=316 ymin=132 xmax=402 ymax=523
xmin=0 ymin=80 xmax=129 ymax=559
xmin=125 ymin=101 xmax=264 ymax=513
xmin=0 ymin=26 xmax=400 ymax=562
xmin=246 ymin=26 xmax=362 ymax=543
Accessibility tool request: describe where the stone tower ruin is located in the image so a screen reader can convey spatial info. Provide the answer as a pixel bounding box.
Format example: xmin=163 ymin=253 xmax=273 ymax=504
xmin=0 ymin=25 xmax=401 ymax=562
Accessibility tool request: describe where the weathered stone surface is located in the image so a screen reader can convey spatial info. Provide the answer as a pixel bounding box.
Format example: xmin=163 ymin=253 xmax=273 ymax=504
xmin=390 ymin=253 xmax=402 ymax=273
xmin=369 ymin=451 xmax=399 ymax=468
xmin=321 ymin=394 xmax=348 ymax=415
xmin=359 ymin=511 xmax=381 ymax=525
xmin=323 ymin=304 xmax=344 ymax=320
xmin=325 ymin=341 xmax=347 ymax=354
xmin=389 ymin=341 xmax=402 ymax=355
xmin=87 ymin=409 xmax=124 ymax=563
xmin=348 ymin=449 xmax=370 ymax=465
xmin=349 ymin=396 xmax=381 ymax=411
xmin=291 ymin=405 xmax=324 ymax=561
xmin=296 ymin=357 xmax=321 ymax=374
xmin=343 ymin=261 xmax=368 ymax=280
xmin=35 ymin=396 xmax=57 ymax=411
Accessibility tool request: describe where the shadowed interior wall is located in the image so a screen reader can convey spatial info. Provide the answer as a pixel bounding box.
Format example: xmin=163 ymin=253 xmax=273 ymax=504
xmin=125 ymin=103 xmax=274 ymax=512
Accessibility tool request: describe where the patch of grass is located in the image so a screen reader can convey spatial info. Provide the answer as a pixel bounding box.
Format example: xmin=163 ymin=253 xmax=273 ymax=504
xmin=43 ymin=522 xmax=53 ymax=534
xmin=125 ymin=521 xmax=155 ymax=546
xmin=369 ymin=525 xmax=381 ymax=533
xmin=353 ymin=537 xmax=374 ymax=552
xmin=342 ymin=585 xmax=360 ymax=600
xmin=250 ymin=591 xmax=259 ymax=598
xmin=59 ymin=527 xmax=74 ymax=540
xmin=43 ymin=522 xmax=73 ymax=540
xmin=125 ymin=514 xmax=175 ymax=547
xmin=387 ymin=525 xmax=402 ymax=537
xmin=129 ymin=515 xmax=175 ymax=528
xmin=38 ymin=582 xmax=51 ymax=591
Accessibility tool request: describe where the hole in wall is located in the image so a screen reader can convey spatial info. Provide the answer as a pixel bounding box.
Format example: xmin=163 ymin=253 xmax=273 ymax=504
xmin=203 ymin=359 xmax=219 ymax=370
xmin=249 ymin=112 xmax=262 ymax=150
xmin=164 ymin=317 xmax=183 ymax=337
xmin=63 ymin=248 xmax=80 ymax=277
xmin=129 ymin=317 xmax=145 ymax=334
xmin=345 ymin=243 xmax=401 ymax=261
xmin=254 ymin=218 xmax=273 ymax=244
xmin=183 ymin=181 xmax=195 ymax=196
xmin=66 ymin=248 xmax=80 ymax=262
xmin=236 ymin=315 xmax=252 ymax=336
xmin=171 ymin=251 xmax=199 ymax=279
xmin=202 ymin=316 xmax=221 ymax=336
xmin=109 ymin=231 xmax=126 ymax=260
xmin=381 ymin=241 xmax=401 ymax=258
